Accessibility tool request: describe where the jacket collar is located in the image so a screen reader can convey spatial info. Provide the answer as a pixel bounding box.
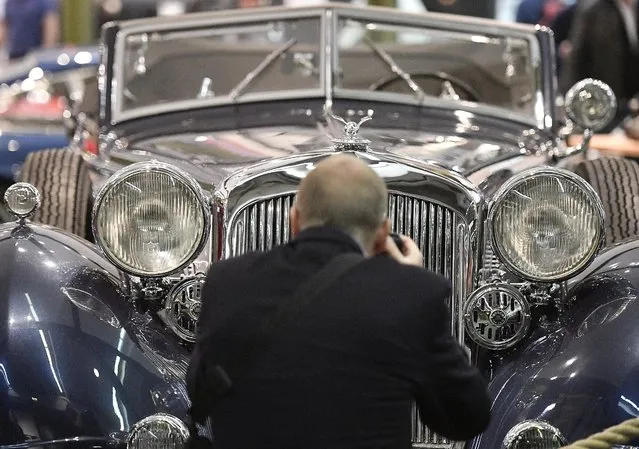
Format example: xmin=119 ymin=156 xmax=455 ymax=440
xmin=291 ymin=226 xmax=366 ymax=255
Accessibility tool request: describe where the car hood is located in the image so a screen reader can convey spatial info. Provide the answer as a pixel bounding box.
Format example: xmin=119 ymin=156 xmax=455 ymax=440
xmin=119 ymin=123 xmax=535 ymax=189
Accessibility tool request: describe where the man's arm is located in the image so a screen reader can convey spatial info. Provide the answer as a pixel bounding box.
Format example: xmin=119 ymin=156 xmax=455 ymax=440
xmin=415 ymin=285 xmax=491 ymax=441
xmin=42 ymin=0 xmax=60 ymax=48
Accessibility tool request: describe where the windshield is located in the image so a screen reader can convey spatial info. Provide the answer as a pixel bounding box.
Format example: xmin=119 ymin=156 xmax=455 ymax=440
xmin=115 ymin=9 xmax=541 ymax=123
xmin=119 ymin=18 xmax=322 ymax=113
xmin=336 ymin=19 xmax=535 ymax=116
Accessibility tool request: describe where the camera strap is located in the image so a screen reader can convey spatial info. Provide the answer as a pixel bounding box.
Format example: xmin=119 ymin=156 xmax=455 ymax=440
xmin=187 ymin=251 xmax=364 ymax=444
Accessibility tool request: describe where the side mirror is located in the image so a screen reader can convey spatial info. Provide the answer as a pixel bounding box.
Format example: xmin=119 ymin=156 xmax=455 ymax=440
xmin=565 ymin=78 xmax=617 ymax=132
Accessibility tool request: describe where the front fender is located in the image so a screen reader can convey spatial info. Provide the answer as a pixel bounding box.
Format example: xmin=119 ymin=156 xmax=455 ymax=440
xmin=0 ymin=221 xmax=191 ymax=445
xmin=470 ymin=238 xmax=639 ymax=449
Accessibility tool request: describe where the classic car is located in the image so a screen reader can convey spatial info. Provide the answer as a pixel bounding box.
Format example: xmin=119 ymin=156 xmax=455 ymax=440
xmin=2 ymin=4 xmax=639 ymax=449
xmin=0 ymin=47 xmax=100 ymax=222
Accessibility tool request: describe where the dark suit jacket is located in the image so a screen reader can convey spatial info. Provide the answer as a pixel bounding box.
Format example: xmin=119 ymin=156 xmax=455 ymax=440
xmin=187 ymin=226 xmax=490 ymax=449
xmin=566 ymin=0 xmax=639 ymax=123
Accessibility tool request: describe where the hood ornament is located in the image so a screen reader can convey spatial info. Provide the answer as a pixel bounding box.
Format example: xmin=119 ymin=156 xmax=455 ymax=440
xmin=324 ymin=106 xmax=373 ymax=151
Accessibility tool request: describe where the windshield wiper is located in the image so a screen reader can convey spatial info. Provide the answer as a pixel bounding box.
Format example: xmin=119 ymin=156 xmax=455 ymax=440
xmin=363 ymin=36 xmax=426 ymax=102
xmin=229 ymin=38 xmax=298 ymax=100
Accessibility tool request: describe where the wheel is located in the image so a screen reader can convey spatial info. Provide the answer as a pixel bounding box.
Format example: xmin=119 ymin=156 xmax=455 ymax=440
xmin=573 ymin=156 xmax=639 ymax=245
xmin=369 ymin=71 xmax=481 ymax=103
xmin=18 ymin=148 xmax=92 ymax=238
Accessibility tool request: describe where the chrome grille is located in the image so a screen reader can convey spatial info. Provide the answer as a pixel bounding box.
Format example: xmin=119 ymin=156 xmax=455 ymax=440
xmin=229 ymin=195 xmax=293 ymax=256
xmin=227 ymin=192 xmax=469 ymax=449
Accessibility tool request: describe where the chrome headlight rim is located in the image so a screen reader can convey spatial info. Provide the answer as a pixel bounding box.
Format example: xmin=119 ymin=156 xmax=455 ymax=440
xmin=488 ymin=166 xmax=604 ymax=283
xmin=503 ymin=419 xmax=566 ymax=449
xmin=127 ymin=413 xmax=190 ymax=449
xmin=463 ymin=283 xmax=531 ymax=351
xmin=565 ymin=78 xmax=617 ymax=132
xmin=92 ymin=161 xmax=211 ymax=278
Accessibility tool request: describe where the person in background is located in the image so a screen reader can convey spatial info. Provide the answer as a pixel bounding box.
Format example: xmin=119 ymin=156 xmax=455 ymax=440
xmin=551 ymin=0 xmax=580 ymax=86
xmin=0 ymin=0 xmax=60 ymax=62
xmin=566 ymin=0 xmax=639 ymax=129
xmin=95 ymin=0 xmax=156 ymax=38
xmin=187 ymin=154 xmax=491 ymax=449
xmin=516 ymin=0 xmax=566 ymax=25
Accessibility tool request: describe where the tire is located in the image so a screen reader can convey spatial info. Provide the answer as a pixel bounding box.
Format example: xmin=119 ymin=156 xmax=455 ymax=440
xmin=573 ymin=156 xmax=639 ymax=246
xmin=18 ymin=148 xmax=92 ymax=238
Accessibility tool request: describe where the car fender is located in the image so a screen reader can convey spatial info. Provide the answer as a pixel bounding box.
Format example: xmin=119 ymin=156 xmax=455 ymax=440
xmin=0 ymin=221 xmax=191 ymax=445
xmin=470 ymin=238 xmax=639 ymax=449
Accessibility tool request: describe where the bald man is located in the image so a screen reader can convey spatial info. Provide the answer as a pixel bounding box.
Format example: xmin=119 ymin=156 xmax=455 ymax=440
xmin=187 ymin=154 xmax=490 ymax=449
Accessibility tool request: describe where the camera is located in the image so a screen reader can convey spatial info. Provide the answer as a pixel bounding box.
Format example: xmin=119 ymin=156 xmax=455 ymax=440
xmin=390 ymin=232 xmax=405 ymax=253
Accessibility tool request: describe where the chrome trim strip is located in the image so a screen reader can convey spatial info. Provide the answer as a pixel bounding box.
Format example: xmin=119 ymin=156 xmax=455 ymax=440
xmin=333 ymin=89 xmax=539 ymax=129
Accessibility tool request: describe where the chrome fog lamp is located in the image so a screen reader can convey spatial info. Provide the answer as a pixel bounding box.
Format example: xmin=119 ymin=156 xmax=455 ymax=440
xmin=464 ymin=284 xmax=531 ymax=350
xmin=565 ymin=78 xmax=617 ymax=132
xmin=489 ymin=167 xmax=604 ymax=282
xmin=504 ymin=420 xmax=566 ymax=449
xmin=127 ymin=413 xmax=189 ymax=449
xmin=93 ymin=161 xmax=210 ymax=277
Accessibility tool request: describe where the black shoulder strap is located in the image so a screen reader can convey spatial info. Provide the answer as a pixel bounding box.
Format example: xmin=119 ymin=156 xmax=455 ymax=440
xmin=188 ymin=252 xmax=363 ymax=428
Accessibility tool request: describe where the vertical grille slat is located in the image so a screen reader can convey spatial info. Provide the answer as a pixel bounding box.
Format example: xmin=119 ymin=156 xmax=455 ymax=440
xmin=227 ymin=191 xmax=469 ymax=449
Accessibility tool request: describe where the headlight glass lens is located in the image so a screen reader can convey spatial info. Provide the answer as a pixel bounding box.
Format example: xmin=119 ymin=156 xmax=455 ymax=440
xmin=504 ymin=420 xmax=566 ymax=449
xmin=127 ymin=413 xmax=190 ymax=449
xmin=490 ymin=168 xmax=603 ymax=281
xmin=94 ymin=163 xmax=208 ymax=277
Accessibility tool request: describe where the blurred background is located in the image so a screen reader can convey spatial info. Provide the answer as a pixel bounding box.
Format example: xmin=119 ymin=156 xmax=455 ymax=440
xmin=0 ymin=0 xmax=614 ymax=104
xmin=0 ymin=0 xmax=525 ymax=62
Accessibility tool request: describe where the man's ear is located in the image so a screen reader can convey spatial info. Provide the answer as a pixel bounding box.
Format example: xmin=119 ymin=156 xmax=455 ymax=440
xmin=372 ymin=218 xmax=390 ymax=255
xmin=290 ymin=205 xmax=301 ymax=237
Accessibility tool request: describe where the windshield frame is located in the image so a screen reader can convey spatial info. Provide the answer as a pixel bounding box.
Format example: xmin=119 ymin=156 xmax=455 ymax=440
xmin=104 ymin=5 xmax=555 ymax=131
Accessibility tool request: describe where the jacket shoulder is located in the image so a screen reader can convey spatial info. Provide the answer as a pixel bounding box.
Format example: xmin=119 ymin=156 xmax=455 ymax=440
xmin=366 ymin=256 xmax=452 ymax=302
xmin=205 ymin=251 xmax=265 ymax=281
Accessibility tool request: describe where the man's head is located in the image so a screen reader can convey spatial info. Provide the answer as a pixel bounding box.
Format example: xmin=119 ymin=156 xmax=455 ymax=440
xmin=291 ymin=154 xmax=390 ymax=255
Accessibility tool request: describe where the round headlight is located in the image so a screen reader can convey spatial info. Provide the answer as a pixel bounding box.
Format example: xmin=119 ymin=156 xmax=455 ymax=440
xmin=565 ymin=78 xmax=617 ymax=132
xmin=127 ymin=413 xmax=189 ymax=449
xmin=489 ymin=167 xmax=604 ymax=282
xmin=93 ymin=161 xmax=210 ymax=277
xmin=504 ymin=420 xmax=566 ymax=449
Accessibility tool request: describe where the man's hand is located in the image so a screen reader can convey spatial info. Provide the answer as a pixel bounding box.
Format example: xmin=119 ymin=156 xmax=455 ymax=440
xmin=383 ymin=234 xmax=423 ymax=267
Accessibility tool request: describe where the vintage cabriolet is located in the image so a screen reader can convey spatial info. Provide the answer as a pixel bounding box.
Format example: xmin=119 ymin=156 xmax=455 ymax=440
xmin=2 ymin=4 xmax=639 ymax=449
